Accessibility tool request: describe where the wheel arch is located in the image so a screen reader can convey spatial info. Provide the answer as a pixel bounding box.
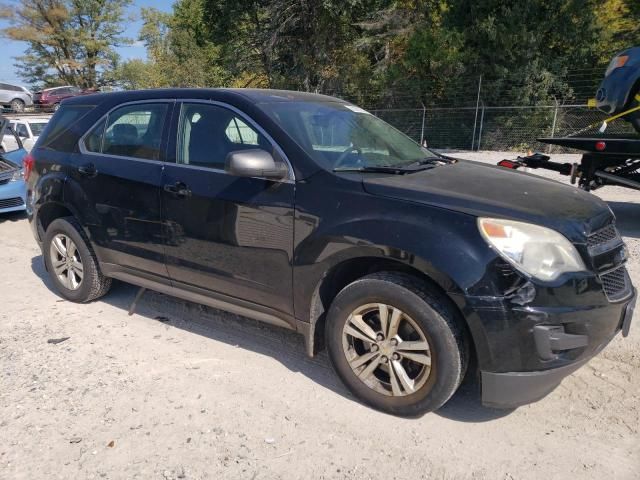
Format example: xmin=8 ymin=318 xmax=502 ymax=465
xmin=301 ymin=255 xmax=476 ymax=364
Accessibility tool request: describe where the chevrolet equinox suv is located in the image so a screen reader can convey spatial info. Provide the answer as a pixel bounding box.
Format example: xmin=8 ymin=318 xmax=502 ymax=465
xmin=25 ymin=89 xmax=636 ymax=416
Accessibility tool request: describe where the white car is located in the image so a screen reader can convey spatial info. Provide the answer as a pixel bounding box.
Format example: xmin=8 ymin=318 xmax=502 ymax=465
xmin=0 ymin=115 xmax=51 ymax=153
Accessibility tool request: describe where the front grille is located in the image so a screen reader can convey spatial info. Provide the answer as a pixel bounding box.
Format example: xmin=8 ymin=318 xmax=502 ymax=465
xmin=587 ymin=224 xmax=620 ymax=250
xmin=0 ymin=197 xmax=24 ymax=209
xmin=601 ymin=266 xmax=629 ymax=301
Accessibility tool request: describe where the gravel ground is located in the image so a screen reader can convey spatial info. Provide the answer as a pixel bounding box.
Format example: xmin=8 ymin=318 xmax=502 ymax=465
xmin=0 ymin=152 xmax=639 ymax=480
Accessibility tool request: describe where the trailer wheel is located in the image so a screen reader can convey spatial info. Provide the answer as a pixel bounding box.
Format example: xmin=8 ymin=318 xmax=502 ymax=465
xmin=627 ymin=89 xmax=640 ymax=134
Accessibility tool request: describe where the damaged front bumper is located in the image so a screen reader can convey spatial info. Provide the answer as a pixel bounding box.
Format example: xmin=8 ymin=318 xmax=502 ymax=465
xmin=453 ymin=282 xmax=636 ymax=409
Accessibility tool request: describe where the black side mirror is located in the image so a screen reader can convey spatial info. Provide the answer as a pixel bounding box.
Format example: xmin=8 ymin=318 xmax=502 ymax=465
xmin=225 ymin=149 xmax=288 ymax=180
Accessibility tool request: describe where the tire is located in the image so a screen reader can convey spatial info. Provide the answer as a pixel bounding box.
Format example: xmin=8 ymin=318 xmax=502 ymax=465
xmin=52 ymin=103 xmax=60 ymax=112
xmin=325 ymin=272 xmax=468 ymax=417
xmin=10 ymin=98 xmax=25 ymax=113
xmin=43 ymin=217 xmax=111 ymax=303
xmin=625 ymin=89 xmax=640 ymax=134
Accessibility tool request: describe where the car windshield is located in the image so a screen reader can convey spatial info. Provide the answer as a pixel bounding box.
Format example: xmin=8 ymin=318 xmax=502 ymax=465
xmin=29 ymin=122 xmax=48 ymax=136
xmin=260 ymin=101 xmax=438 ymax=170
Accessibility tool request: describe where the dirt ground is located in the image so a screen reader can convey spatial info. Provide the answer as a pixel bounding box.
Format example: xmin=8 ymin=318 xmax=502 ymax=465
xmin=1 ymin=152 xmax=639 ymax=480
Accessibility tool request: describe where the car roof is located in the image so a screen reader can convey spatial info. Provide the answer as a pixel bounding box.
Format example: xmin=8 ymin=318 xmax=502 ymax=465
xmin=64 ymin=88 xmax=347 ymax=106
xmin=42 ymin=85 xmax=76 ymax=91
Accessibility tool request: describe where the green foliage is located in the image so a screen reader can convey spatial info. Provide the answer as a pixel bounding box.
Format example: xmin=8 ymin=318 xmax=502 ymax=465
xmin=3 ymin=0 xmax=639 ymax=102
xmin=0 ymin=0 xmax=132 ymax=88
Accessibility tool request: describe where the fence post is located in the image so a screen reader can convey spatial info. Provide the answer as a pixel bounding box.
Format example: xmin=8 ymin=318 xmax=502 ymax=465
xmin=477 ymin=103 xmax=485 ymax=151
xmin=471 ymin=75 xmax=483 ymax=150
xmin=548 ymin=101 xmax=559 ymax=153
xmin=420 ymin=103 xmax=427 ymax=146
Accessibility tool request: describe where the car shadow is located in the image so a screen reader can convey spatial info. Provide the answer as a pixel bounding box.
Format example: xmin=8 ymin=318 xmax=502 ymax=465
xmin=0 ymin=211 xmax=27 ymax=222
xmin=30 ymin=254 xmax=514 ymax=423
xmin=608 ymin=201 xmax=640 ymax=239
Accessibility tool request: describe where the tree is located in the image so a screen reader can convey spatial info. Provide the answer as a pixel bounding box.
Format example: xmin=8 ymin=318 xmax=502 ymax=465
xmin=113 ymin=2 xmax=231 ymax=89
xmin=0 ymin=0 xmax=132 ymax=88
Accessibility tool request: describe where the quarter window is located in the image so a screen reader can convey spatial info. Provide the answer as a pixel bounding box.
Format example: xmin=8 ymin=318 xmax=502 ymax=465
xmin=88 ymin=103 xmax=168 ymax=160
xmin=178 ymin=103 xmax=271 ymax=169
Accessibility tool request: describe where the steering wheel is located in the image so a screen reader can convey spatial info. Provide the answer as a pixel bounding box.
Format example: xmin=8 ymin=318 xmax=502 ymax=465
xmin=334 ymin=146 xmax=362 ymax=169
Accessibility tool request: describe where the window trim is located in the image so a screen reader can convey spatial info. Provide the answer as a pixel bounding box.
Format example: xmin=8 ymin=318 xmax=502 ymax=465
xmin=79 ymin=99 xmax=175 ymax=163
xmin=78 ymin=98 xmax=295 ymax=183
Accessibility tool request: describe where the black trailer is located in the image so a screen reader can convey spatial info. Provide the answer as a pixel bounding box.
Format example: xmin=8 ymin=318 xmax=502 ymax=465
xmin=498 ymin=136 xmax=640 ymax=192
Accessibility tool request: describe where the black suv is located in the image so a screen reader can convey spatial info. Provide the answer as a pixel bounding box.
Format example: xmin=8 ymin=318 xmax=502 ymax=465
xmin=25 ymin=89 xmax=636 ymax=416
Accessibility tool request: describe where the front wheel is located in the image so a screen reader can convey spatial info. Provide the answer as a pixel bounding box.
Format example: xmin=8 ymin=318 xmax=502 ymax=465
xmin=43 ymin=217 xmax=111 ymax=302
xmin=325 ymin=272 xmax=469 ymax=417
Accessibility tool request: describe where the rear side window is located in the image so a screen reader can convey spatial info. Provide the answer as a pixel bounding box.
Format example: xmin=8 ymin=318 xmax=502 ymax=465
xmin=38 ymin=105 xmax=94 ymax=152
xmin=84 ymin=103 xmax=168 ymax=161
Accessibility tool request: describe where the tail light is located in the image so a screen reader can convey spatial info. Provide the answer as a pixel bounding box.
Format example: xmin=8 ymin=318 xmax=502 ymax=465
xmin=23 ymin=153 xmax=34 ymax=181
xmin=498 ymin=160 xmax=521 ymax=169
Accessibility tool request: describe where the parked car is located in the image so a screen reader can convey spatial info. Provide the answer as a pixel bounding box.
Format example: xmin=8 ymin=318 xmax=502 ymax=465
xmin=26 ymin=89 xmax=636 ymax=416
xmin=33 ymin=86 xmax=86 ymax=112
xmin=0 ymin=116 xmax=27 ymax=214
xmin=0 ymin=82 xmax=33 ymax=113
xmin=596 ymin=46 xmax=640 ymax=132
xmin=0 ymin=115 xmax=51 ymax=153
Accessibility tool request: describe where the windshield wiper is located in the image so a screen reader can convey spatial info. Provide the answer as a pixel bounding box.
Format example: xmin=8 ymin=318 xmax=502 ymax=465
xmin=405 ymin=156 xmax=454 ymax=168
xmin=333 ymin=165 xmax=427 ymax=174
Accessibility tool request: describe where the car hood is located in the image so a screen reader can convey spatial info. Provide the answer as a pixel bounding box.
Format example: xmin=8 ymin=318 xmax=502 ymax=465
xmin=362 ymin=160 xmax=612 ymax=242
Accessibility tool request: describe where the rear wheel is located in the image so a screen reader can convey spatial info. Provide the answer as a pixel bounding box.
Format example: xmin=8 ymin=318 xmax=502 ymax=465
xmin=43 ymin=217 xmax=111 ymax=302
xmin=52 ymin=103 xmax=60 ymax=112
xmin=10 ymin=98 xmax=24 ymax=113
xmin=325 ymin=272 xmax=468 ymax=417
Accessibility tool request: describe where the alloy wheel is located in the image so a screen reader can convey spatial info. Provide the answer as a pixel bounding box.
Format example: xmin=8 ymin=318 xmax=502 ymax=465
xmin=49 ymin=233 xmax=84 ymax=290
xmin=341 ymin=303 xmax=432 ymax=397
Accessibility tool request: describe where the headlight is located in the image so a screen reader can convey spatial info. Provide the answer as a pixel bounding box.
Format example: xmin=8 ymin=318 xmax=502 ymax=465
xmin=605 ymin=55 xmax=628 ymax=76
xmin=478 ymin=218 xmax=586 ymax=281
xmin=10 ymin=168 xmax=24 ymax=182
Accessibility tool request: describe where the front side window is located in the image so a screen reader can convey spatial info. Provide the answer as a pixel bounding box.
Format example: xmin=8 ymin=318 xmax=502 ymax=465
xmin=16 ymin=123 xmax=29 ymax=138
xmin=178 ymin=103 xmax=271 ymax=169
xmin=88 ymin=103 xmax=169 ymax=160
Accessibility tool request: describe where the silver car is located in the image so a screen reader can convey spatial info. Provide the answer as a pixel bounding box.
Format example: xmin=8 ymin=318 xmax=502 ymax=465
xmin=0 ymin=83 xmax=33 ymax=112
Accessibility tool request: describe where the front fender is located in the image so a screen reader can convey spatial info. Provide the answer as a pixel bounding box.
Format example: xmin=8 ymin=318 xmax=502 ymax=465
xmin=293 ymin=197 xmax=499 ymax=323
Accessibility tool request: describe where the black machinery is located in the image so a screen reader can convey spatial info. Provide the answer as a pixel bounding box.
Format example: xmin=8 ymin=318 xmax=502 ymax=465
xmin=498 ymin=136 xmax=640 ymax=192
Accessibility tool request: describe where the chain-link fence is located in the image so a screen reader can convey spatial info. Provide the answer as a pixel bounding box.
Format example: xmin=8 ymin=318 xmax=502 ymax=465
xmin=329 ymin=68 xmax=638 ymax=152
xmin=368 ymin=104 xmax=636 ymax=153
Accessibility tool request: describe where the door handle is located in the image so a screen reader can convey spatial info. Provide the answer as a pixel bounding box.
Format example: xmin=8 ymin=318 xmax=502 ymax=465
xmin=77 ymin=163 xmax=97 ymax=177
xmin=164 ymin=182 xmax=192 ymax=198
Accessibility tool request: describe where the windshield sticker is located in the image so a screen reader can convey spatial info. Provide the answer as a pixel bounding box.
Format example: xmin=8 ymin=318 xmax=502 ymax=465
xmin=345 ymin=105 xmax=371 ymax=115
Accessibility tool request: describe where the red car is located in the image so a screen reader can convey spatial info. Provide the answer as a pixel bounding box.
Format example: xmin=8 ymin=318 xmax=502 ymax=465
xmin=32 ymin=86 xmax=87 ymax=112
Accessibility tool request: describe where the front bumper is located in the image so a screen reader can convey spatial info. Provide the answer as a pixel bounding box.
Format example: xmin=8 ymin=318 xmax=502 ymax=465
xmin=0 ymin=179 xmax=27 ymax=213
xmin=454 ymin=283 xmax=636 ymax=409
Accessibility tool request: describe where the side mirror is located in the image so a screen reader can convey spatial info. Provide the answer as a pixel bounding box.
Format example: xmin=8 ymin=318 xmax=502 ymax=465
xmin=225 ymin=149 xmax=288 ymax=180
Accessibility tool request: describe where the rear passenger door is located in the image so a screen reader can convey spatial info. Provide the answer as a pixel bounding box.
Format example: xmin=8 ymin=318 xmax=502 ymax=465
xmin=69 ymin=100 xmax=174 ymax=278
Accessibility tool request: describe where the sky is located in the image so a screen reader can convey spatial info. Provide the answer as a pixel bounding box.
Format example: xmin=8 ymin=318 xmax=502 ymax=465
xmin=0 ymin=0 xmax=174 ymax=86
